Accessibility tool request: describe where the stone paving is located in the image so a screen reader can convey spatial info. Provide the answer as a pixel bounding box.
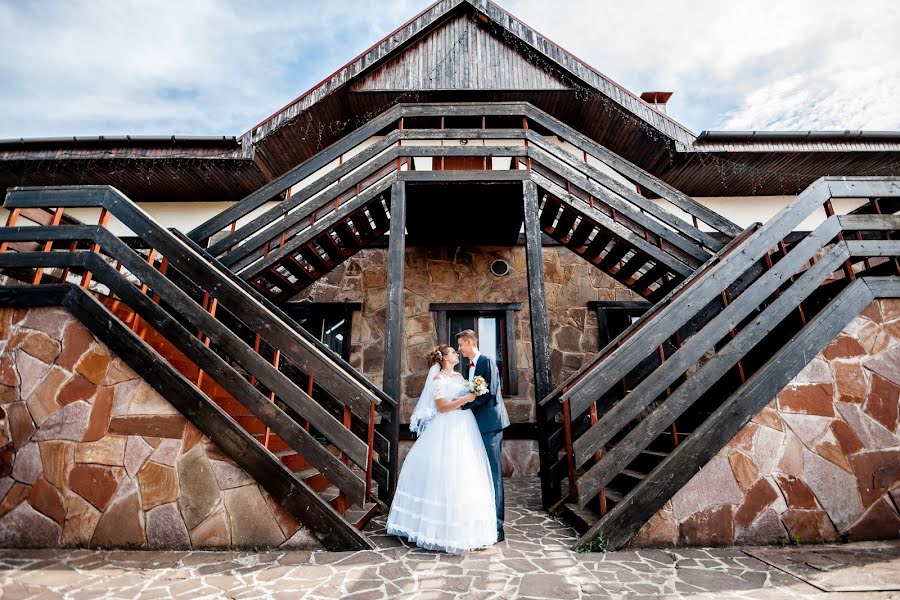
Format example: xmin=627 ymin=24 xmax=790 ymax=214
xmin=1 ymin=479 xmax=899 ymax=599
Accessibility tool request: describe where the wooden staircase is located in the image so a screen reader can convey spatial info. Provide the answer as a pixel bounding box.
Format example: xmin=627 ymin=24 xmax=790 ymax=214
xmin=97 ymin=296 xmax=379 ymax=530
xmin=539 ymin=177 xmax=900 ymax=551
xmin=0 ymin=186 xmax=394 ymax=548
xmin=188 ymin=102 xmax=738 ymax=303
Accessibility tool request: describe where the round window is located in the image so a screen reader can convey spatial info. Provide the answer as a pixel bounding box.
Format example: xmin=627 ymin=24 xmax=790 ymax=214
xmin=490 ymin=259 xmax=510 ymax=277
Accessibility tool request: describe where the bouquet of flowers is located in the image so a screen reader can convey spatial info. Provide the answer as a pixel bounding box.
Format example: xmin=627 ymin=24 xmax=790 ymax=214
xmin=468 ymin=375 xmax=489 ymax=396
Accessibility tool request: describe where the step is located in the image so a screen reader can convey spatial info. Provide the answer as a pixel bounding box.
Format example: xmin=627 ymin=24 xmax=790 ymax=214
xmin=640 ymin=449 xmax=667 ymax=458
xmin=602 ymin=488 xmax=624 ymax=504
xmin=619 ymin=469 xmax=646 ymax=481
xmin=296 ymin=468 xmax=332 ymax=492
xmin=560 ymin=502 xmax=598 ymax=534
xmin=346 ymin=503 xmax=381 ymax=530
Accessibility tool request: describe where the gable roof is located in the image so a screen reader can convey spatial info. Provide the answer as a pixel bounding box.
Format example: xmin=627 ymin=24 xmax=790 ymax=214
xmin=242 ymin=0 xmax=697 ymax=177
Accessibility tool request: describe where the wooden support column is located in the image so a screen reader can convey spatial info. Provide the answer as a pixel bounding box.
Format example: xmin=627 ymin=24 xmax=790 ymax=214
xmin=523 ymin=180 xmax=558 ymax=508
xmin=383 ymin=180 xmax=406 ymax=497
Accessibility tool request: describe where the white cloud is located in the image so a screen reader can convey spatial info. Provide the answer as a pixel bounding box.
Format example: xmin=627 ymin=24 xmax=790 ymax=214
xmin=0 ymin=0 xmax=418 ymax=137
xmin=502 ymin=0 xmax=900 ymax=131
xmin=1 ymin=0 xmax=898 ymax=137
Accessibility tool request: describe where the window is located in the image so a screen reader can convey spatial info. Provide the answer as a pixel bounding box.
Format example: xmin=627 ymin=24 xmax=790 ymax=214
xmin=282 ymin=302 xmax=361 ymax=361
xmin=589 ymin=301 xmax=651 ymax=348
xmin=431 ymin=303 xmax=520 ymax=396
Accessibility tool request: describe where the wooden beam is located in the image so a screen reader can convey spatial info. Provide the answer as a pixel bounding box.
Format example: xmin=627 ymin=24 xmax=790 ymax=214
xmin=577 ymin=277 xmax=891 ymax=551
xmin=523 ymin=180 xmax=557 ymax=509
xmin=574 ymin=238 xmax=852 ymax=503
xmin=383 ymin=180 xmax=406 ymax=498
xmin=0 ymin=283 xmax=374 ymax=550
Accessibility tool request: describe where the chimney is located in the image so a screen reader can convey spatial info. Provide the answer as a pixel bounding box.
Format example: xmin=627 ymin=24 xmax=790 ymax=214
xmin=640 ymin=91 xmax=673 ymax=114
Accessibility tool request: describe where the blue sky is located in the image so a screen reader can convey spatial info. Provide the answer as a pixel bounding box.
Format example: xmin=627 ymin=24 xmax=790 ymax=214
xmin=1 ymin=0 xmax=898 ymax=139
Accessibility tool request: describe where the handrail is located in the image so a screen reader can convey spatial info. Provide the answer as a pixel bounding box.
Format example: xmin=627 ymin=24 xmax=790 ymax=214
xmin=212 ymin=137 xmax=719 ymax=292
xmin=554 ymin=177 xmax=900 ymax=420
xmin=188 ymin=103 xmax=406 ymax=244
xmin=193 ymin=102 xmax=733 ymax=258
xmin=4 ymin=185 xmax=386 ymax=415
xmin=544 ymin=175 xmax=900 ymax=537
xmin=0 ymin=282 xmax=374 ymax=550
xmin=521 ymin=105 xmax=742 ymax=239
xmin=2 ymin=185 xmax=398 ymax=506
xmin=539 ymin=222 xmax=760 ymax=409
xmin=574 ymin=235 xmax=900 ymax=505
xmin=0 ymin=243 xmax=369 ymax=504
xmin=172 ymin=229 xmax=397 ymax=410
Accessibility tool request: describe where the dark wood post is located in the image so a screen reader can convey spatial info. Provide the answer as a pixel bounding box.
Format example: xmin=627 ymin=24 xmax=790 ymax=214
xmin=383 ymin=180 xmax=406 ymax=498
xmin=523 ymin=180 xmax=558 ymax=508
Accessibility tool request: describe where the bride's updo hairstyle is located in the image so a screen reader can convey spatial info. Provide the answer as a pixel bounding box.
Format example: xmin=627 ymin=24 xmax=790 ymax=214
xmin=427 ymin=344 xmax=454 ymax=367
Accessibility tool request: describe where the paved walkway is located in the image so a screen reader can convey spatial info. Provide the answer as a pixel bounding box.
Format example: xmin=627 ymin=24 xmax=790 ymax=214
xmin=1 ymin=479 xmax=899 ymax=599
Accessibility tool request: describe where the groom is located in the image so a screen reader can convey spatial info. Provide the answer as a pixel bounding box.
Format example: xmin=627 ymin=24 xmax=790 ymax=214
xmin=457 ymin=329 xmax=510 ymax=542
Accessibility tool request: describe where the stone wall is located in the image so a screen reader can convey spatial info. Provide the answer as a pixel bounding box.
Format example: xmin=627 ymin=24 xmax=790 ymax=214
xmin=0 ymin=307 xmax=323 ymax=550
xmin=299 ymin=245 xmax=640 ymax=475
xmin=632 ymin=299 xmax=900 ymax=547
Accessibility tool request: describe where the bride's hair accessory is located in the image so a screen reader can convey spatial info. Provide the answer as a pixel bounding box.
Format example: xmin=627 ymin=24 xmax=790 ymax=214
xmin=426 ymin=344 xmax=453 ymax=366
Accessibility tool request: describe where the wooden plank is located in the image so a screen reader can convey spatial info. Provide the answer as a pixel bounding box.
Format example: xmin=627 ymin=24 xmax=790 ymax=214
xmin=399 ymin=170 xmax=530 ymax=183
xmin=298 ymin=244 xmax=328 ymax=273
xmin=631 ymin=263 xmax=669 ymax=295
xmin=553 ymin=209 xmax=578 ymax=240
xmin=13 ymin=250 xmax=370 ymax=505
xmin=368 ymin=198 xmax=390 ymax=231
xmin=531 ymin=172 xmax=694 ymax=277
xmin=523 ymin=180 xmax=558 ymax=509
xmin=575 ymin=240 xmax=853 ymax=504
xmin=430 ymin=302 xmax=523 ymax=311
xmin=174 ymin=230 xmax=397 ymax=413
xmin=577 ymin=277 xmax=879 ymax=551
xmin=539 ymin=195 xmax=562 ymax=231
xmin=350 ymin=209 xmax=374 ymax=240
xmin=190 ymin=105 xmax=405 ymax=245
xmin=333 ymin=219 xmax=360 ymax=247
xmin=383 ymin=180 xmax=406 ymax=496
xmin=582 ymin=231 xmax=611 ymax=260
xmin=218 ymin=146 xmax=401 ymax=267
xmin=558 ymin=182 xmax=841 ymax=415
xmin=527 ymin=142 xmax=713 ymax=263
xmin=568 ymin=219 xmax=594 ymax=249
xmin=596 ymin=243 xmax=629 ymax=270
xmin=613 ymin=254 xmax=648 ymax=282
xmin=280 ymin=256 xmax=313 ymax=282
xmin=315 ymin=232 xmax=344 ymax=263
xmin=55 ymin=285 xmax=373 ymax=551
xmin=522 ymin=107 xmax=743 ymax=238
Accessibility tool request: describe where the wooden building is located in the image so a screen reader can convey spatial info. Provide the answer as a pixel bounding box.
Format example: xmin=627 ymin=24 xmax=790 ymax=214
xmin=1 ymin=0 xmax=899 ymax=552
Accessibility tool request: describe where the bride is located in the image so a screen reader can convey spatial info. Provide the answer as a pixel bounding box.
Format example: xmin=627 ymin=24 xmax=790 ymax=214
xmin=385 ymin=344 xmax=498 ymax=552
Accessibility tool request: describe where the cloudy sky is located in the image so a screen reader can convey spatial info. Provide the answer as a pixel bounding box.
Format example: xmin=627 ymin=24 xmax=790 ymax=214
xmin=1 ymin=0 xmax=898 ymax=139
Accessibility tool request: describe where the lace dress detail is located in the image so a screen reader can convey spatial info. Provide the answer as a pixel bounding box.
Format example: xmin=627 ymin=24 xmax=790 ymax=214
xmin=386 ymin=373 xmax=497 ymax=553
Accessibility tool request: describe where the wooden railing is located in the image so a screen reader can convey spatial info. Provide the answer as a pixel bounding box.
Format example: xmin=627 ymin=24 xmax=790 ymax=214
xmin=186 ymin=103 xmax=735 ymax=306
xmin=189 ymin=101 xmax=736 ymax=253
xmin=539 ymin=176 xmax=900 ymax=550
xmin=0 ymin=185 xmax=397 ymax=548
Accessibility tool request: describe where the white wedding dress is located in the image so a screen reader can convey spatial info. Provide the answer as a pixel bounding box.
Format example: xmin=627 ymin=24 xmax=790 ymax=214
xmin=386 ymin=372 xmax=497 ymax=553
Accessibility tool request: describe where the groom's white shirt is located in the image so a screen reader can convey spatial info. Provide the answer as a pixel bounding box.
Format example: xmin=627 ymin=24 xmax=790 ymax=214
xmin=468 ymin=351 xmax=481 ymax=382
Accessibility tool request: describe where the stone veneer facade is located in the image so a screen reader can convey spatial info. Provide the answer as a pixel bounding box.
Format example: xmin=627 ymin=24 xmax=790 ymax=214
xmin=632 ymin=299 xmax=900 ymax=547
xmin=299 ymin=245 xmax=640 ymax=476
xmin=0 ymin=307 xmax=323 ymax=550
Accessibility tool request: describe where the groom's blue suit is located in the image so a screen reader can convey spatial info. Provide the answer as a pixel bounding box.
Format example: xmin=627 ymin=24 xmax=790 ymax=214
xmin=462 ymin=353 xmax=509 ymax=540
